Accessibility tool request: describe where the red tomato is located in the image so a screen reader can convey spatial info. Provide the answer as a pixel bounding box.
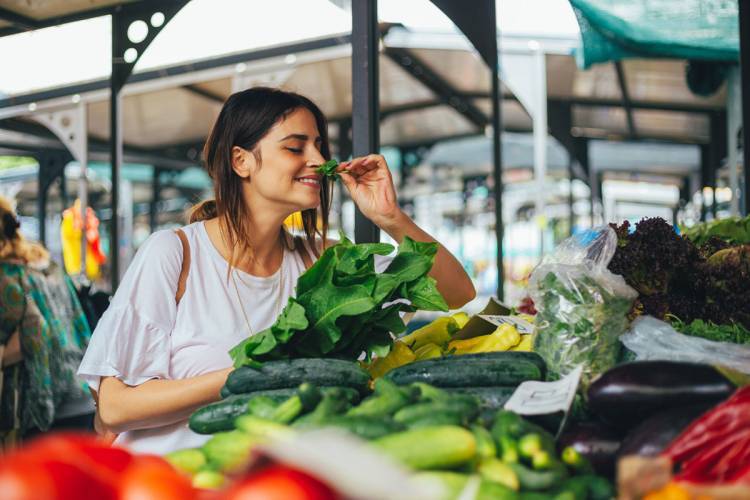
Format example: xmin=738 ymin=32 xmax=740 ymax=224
xmin=0 ymin=453 xmax=116 ymax=500
xmin=225 ymin=464 xmax=339 ymax=500
xmin=118 ymin=455 xmax=197 ymax=500
xmin=23 ymin=432 xmax=133 ymax=477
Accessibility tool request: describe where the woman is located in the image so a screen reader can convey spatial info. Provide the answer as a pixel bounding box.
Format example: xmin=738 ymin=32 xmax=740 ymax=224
xmin=78 ymin=87 xmax=475 ymax=454
xmin=0 ymin=197 xmax=95 ymax=447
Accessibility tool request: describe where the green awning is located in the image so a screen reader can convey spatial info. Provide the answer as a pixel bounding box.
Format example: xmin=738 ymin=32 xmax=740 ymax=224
xmin=570 ymin=0 xmax=739 ymax=69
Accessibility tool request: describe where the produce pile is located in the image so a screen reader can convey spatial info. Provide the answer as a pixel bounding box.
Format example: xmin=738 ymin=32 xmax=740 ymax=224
xmin=172 ymin=352 xmax=615 ymax=499
xmin=230 ymin=235 xmax=449 ymax=366
xmin=608 ymin=217 xmax=750 ymax=338
xmin=366 ymin=312 xmax=535 ymax=378
xmin=7 ymin=217 xmax=750 ymax=500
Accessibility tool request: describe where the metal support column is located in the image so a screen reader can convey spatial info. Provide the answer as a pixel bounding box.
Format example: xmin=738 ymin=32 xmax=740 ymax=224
xmin=739 ymin=0 xmax=750 ymax=215
xmin=351 ymin=0 xmax=380 ymax=243
xmin=110 ymin=1 xmax=188 ymax=289
xmin=34 ymin=151 xmax=73 ymax=245
xmin=568 ymin=153 xmax=575 ymax=236
xmin=150 ymin=167 xmax=162 ymax=233
xmin=491 ymin=35 xmax=504 ymax=300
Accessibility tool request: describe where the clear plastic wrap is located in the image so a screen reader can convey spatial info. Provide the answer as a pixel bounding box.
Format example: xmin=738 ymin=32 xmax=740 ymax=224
xmin=529 ymin=228 xmax=637 ymax=388
xmin=621 ymin=316 xmax=750 ymax=374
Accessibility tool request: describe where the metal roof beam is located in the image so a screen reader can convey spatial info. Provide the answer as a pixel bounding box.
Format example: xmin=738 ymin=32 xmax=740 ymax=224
xmin=0 ymin=6 xmax=40 ymax=31
xmin=181 ymin=84 xmax=225 ymax=104
xmin=384 ymin=46 xmax=488 ymax=129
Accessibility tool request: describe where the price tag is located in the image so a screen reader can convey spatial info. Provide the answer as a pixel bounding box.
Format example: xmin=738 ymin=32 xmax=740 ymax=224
xmin=478 ymin=315 xmax=535 ymax=335
xmin=504 ymin=365 xmax=583 ymax=416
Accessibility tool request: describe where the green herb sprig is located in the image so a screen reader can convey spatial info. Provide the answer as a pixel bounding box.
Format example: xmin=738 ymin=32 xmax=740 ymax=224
xmin=316 ymin=159 xmax=340 ymax=180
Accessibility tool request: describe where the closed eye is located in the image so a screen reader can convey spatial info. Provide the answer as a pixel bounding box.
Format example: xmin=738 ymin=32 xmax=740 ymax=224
xmin=285 ymin=147 xmax=303 ymax=154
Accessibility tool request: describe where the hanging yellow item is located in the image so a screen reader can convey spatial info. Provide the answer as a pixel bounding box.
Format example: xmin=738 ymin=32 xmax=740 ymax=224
xmin=61 ymin=199 xmax=106 ymax=279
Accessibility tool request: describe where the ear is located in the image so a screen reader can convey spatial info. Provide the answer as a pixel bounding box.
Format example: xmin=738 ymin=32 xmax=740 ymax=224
xmin=231 ymin=146 xmax=255 ymax=179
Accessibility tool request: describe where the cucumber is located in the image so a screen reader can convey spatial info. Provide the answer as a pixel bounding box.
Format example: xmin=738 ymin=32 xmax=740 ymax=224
xmin=448 ymin=387 xmax=517 ymax=411
xmin=374 ymin=425 xmax=477 ymax=470
xmin=219 ymin=385 xmax=232 ymax=398
xmin=189 ymin=394 xmax=254 ymax=434
xmin=310 ymin=415 xmax=406 ymax=440
xmin=225 ymin=358 xmax=370 ymax=394
xmin=406 ymin=412 xmax=466 ymax=429
xmin=386 ymin=352 xmax=543 ymax=388
xmin=233 ymin=386 xmax=361 ymax=404
xmin=508 ymin=462 xmax=567 ymax=492
xmin=477 ymin=479 xmax=519 ymax=500
xmin=393 ymin=399 xmax=479 ymax=426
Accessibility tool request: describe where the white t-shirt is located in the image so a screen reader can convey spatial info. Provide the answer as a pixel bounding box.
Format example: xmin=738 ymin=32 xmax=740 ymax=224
xmin=77 ymin=221 xmax=320 ymax=455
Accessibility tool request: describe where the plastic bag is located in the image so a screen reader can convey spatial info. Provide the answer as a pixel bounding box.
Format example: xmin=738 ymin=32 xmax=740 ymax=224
xmin=621 ymin=316 xmax=750 ymax=375
xmin=529 ymin=227 xmax=637 ymax=388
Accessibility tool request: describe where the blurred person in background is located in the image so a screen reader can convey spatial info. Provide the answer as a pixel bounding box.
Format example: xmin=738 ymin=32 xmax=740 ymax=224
xmin=0 ymin=196 xmax=95 ymax=448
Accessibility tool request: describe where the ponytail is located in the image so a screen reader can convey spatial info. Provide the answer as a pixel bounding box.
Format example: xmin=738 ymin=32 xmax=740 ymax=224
xmin=188 ymin=199 xmax=218 ymax=223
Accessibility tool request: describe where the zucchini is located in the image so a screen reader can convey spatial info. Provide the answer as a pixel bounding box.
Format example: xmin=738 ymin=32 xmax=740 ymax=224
xmin=477 ymin=479 xmax=519 ymax=500
xmin=393 ymin=399 xmax=479 ymax=426
xmin=374 ymin=425 xmax=477 ymax=470
xmin=386 ymin=352 xmax=543 ymax=388
xmin=309 ymin=415 xmax=406 ymax=440
xmin=225 ymin=358 xmax=370 ymax=395
xmin=472 ymin=425 xmax=497 ymax=460
xmin=406 ymin=412 xmax=466 ymax=429
xmin=508 ymin=462 xmax=567 ymax=492
xmin=448 ymin=386 xmax=517 ymax=411
xmin=238 ymin=386 xmax=361 ymax=404
xmin=346 ymin=378 xmax=415 ymax=417
xmin=189 ymin=394 xmax=254 ymax=434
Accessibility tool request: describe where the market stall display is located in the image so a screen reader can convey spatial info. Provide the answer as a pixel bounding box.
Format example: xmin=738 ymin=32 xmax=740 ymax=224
xmin=4 ymin=215 xmax=750 ymax=499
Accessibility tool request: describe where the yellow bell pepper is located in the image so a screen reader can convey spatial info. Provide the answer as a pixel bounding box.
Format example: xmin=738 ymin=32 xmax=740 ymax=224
xmin=367 ymin=341 xmax=416 ymax=378
xmin=643 ymin=483 xmax=690 ymax=500
xmin=451 ymin=312 xmax=470 ymax=329
xmin=414 ymin=342 xmax=443 ymax=360
xmin=399 ymin=317 xmax=458 ymax=350
xmin=510 ymin=334 xmax=534 ymax=352
xmin=448 ymin=324 xmax=521 ymax=354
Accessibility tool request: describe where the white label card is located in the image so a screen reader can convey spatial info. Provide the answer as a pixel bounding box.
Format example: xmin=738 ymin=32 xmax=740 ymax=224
xmin=504 ymin=365 xmax=583 ymax=416
xmin=478 ymin=315 xmax=535 ymax=334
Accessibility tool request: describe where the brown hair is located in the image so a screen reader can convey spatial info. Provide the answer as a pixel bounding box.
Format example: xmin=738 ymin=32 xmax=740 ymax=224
xmin=0 ymin=196 xmax=49 ymax=265
xmin=189 ymin=87 xmax=333 ymax=267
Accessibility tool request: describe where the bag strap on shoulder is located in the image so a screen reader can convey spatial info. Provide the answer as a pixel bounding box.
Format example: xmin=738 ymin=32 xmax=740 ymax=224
xmin=174 ymin=229 xmax=191 ymax=305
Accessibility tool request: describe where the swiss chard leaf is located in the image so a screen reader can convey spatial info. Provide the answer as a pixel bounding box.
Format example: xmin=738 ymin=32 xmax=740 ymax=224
xmin=229 ymin=235 xmax=446 ymax=366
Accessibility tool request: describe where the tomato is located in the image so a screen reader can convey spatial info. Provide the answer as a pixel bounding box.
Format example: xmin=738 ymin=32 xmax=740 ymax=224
xmin=0 ymin=453 xmax=116 ymax=500
xmin=225 ymin=464 xmax=339 ymax=500
xmin=23 ymin=432 xmax=133 ymax=477
xmin=118 ymin=455 xmax=197 ymax=500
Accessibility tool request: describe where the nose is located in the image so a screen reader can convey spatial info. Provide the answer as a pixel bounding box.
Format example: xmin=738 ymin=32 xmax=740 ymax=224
xmin=305 ymin=147 xmax=325 ymax=167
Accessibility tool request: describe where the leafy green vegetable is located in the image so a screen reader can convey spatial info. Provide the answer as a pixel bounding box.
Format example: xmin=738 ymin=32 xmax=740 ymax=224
xmin=316 ymin=159 xmax=340 ymax=180
xmin=532 ymin=272 xmax=634 ymax=389
xmin=670 ymin=316 xmax=750 ymax=345
xmin=230 ymin=233 xmax=448 ymax=366
xmin=681 ymin=215 xmax=750 ymax=247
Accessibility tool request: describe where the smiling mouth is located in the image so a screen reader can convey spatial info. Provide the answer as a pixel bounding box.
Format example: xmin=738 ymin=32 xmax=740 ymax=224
xmin=295 ymin=177 xmax=321 ymax=188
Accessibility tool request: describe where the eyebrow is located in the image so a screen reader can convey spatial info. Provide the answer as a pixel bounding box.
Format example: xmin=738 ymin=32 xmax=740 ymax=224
xmin=279 ymin=134 xmax=322 ymax=143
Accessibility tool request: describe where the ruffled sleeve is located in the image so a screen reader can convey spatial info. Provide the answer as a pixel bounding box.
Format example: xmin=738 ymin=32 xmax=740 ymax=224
xmin=78 ymin=230 xmax=183 ymax=393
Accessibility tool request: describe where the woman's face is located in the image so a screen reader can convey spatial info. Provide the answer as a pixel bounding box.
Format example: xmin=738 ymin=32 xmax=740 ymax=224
xmin=240 ymin=107 xmax=326 ymax=214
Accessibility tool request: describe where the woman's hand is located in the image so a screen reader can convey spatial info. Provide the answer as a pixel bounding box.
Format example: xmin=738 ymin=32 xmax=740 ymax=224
xmin=339 ymin=155 xmax=404 ymax=231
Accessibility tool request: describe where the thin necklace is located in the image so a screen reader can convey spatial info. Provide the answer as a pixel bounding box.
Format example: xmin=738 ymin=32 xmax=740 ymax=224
xmin=230 ymin=246 xmax=286 ymax=337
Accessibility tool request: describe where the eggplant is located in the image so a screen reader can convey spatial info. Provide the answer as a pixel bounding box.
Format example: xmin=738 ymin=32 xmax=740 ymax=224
xmin=557 ymin=421 xmax=622 ymax=479
xmin=587 ymin=361 xmax=734 ymax=431
xmin=617 ymin=404 xmax=712 ymax=458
